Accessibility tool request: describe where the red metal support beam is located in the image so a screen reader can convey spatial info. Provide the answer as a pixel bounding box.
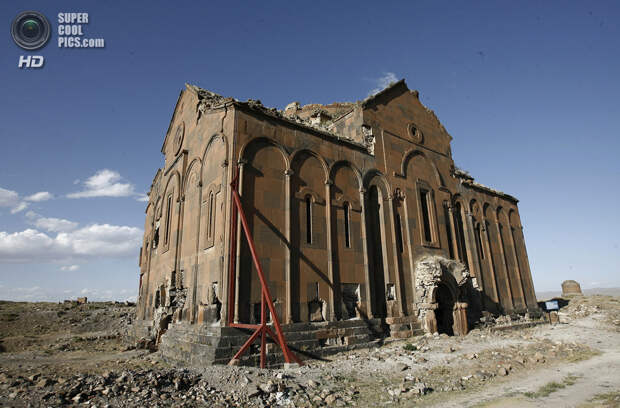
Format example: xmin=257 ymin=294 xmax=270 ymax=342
xmin=226 ymin=168 xmax=302 ymax=368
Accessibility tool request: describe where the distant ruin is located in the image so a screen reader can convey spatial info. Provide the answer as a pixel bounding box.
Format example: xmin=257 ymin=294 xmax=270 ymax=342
xmin=133 ymin=79 xmax=540 ymax=366
xmin=562 ymin=280 xmax=583 ymax=297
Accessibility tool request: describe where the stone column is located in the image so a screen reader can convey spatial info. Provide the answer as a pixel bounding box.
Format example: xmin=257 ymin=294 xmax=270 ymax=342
xmin=447 ymin=204 xmax=460 ymax=262
xmin=284 ymin=168 xmax=293 ymax=324
xmin=495 ymin=221 xmax=514 ymax=312
xmin=387 ymin=192 xmax=404 ymax=317
xmin=452 ymin=302 xmax=468 ymax=336
xmin=233 ymin=159 xmax=246 ymax=324
xmin=465 ymin=212 xmax=483 ymax=289
xmin=142 ymin=217 xmax=155 ymax=320
xmin=420 ymin=303 xmax=438 ymax=334
xmin=359 ymin=187 xmax=373 ymax=319
xmin=218 ymin=160 xmax=229 ymax=325
xmin=508 ymin=226 xmax=526 ymax=311
xmin=172 ymin=194 xmax=184 ymax=323
xmin=324 ymin=179 xmax=336 ymax=321
xmin=481 ymin=221 xmax=500 ymax=305
xmin=403 ymin=194 xmax=417 ymax=306
xmin=517 ymin=226 xmax=538 ymax=310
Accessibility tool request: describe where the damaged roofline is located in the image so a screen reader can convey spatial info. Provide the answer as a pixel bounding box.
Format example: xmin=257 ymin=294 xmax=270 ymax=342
xmin=161 ymin=90 xmax=185 ymax=154
xmin=183 ymin=83 xmax=371 ymax=153
xmin=231 ymin=101 xmax=369 ymax=152
xmin=361 ymin=79 xmax=408 ymax=108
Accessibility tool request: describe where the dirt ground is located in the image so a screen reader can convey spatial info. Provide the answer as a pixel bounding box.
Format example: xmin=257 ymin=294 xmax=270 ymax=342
xmin=0 ymin=295 xmax=618 ymax=407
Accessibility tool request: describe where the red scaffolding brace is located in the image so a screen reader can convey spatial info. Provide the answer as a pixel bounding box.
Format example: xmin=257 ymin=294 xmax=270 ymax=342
xmin=226 ymin=169 xmax=302 ymax=368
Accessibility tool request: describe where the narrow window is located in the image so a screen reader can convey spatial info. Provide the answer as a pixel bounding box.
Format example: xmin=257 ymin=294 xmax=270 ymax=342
xmin=499 ymin=224 xmax=508 ymax=265
xmin=476 ymin=224 xmax=485 ymax=260
xmin=420 ymin=190 xmax=432 ymax=242
xmin=153 ymin=229 xmax=159 ymax=248
xmin=395 ymin=213 xmax=404 ymax=253
xmin=444 ymin=204 xmax=454 ymax=258
xmin=208 ymin=192 xmax=215 ymax=239
xmin=165 ymin=194 xmax=172 ymax=245
xmin=343 ymin=202 xmax=351 ymax=248
xmin=510 ymin=226 xmax=520 ymax=270
xmin=455 ymin=203 xmax=468 ymax=265
xmin=305 ymin=196 xmax=312 ymax=244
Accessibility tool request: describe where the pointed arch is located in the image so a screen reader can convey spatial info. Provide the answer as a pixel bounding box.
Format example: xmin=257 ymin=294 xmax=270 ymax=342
xmin=162 ymin=170 xmax=182 ymax=202
xmin=399 ymin=148 xmax=444 ymax=187
xmin=328 ymin=160 xmax=363 ymax=188
xmin=362 ymin=169 xmax=392 ymax=195
xmin=290 ymin=148 xmax=329 ymax=181
xmin=239 ymin=136 xmax=289 ymax=169
xmin=183 ymin=157 xmax=202 ymax=193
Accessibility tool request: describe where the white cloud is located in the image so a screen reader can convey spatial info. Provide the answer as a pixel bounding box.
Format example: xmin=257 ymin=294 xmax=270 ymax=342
xmin=68 ymin=169 xmax=135 ymax=199
xmin=25 ymin=191 xmax=53 ymax=202
xmin=0 ymin=187 xmax=28 ymax=214
xmin=135 ymin=193 xmax=149 ymax=202
xmin=0 ymin=187 xmax=20 ymax=207
xmin=60 ymin=265 xmax=80 ymax=271
xmin=26 ymin=211 xmax=78 ymax=233
xmin=0 ymin=223 xmax=143 ymax=263
xmin=368 ymin=72 xmax=399 ymax=96
xmin=11 ymin=202 xmax=29 ymax=214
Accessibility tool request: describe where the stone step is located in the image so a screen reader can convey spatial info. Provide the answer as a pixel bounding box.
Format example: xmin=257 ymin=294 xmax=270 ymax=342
xmin=156 ymin=315 xmax=422 ymax=368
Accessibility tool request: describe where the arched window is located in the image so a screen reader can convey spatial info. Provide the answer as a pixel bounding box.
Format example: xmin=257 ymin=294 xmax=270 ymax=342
xmin=204 ymin=184 xmax=221 ymax=249
xmin=455 ymin=202 xmax=468 ymax=266
xmin=305 ymin=196 xmax=312 ymax=244
xmin=475 ymin=223 xmax=485 ymax=260
xmin=343 ymin=202 xmax=351 ymax=248
xmin=443 ymin=203 xmax=454 ymax=258
xmin=164 ymin=194 xmax=173 ymax=245
xmin=415 ymin=181 xmax=439 ymax=247
xmin=208 ymin=191 xmax=215 ymax=240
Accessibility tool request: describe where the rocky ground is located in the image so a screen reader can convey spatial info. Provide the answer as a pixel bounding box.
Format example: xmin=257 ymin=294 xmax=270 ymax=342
xmin=0 ymin=295 xmax=618 ymax=407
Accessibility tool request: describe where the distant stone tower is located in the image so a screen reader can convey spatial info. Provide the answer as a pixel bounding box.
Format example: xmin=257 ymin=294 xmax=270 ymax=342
xmin=561 ymin=280 xmax=583 ymax=297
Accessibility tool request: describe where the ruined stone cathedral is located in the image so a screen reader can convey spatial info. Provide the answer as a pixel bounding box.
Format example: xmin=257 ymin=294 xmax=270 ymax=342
xmin=134 ymin=80 xmax=540 ymax=366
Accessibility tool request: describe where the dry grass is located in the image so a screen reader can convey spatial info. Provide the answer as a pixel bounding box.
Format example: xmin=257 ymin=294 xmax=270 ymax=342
xmin=524 ymin=375 xmax=579 ymax=398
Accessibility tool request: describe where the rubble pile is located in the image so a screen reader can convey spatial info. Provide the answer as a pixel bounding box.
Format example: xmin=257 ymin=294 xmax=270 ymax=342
xmin=1 ymin=296 xmax=617 ymax=407
xmin=556 ymin=295 xmax=618 ymax=324
xmin=0 ymin=367 xmax=361 ymax=407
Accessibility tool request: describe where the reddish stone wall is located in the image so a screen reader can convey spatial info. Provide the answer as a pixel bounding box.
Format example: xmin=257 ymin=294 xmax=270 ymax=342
xmin=137 ymin=80 xmax=539 ymax=335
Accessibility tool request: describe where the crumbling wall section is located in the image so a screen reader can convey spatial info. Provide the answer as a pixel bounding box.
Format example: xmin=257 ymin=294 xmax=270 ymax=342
xmin=414 ymin=256 xmax=473 ymax=335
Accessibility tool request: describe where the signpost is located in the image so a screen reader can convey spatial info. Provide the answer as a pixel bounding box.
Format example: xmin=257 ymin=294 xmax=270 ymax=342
xmin=544 ymin=300 xmax=560 ymax=324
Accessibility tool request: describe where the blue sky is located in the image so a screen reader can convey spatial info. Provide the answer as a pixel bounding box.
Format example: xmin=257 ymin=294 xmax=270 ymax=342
xmin=0 ymin=1 xmax=618 ymax=301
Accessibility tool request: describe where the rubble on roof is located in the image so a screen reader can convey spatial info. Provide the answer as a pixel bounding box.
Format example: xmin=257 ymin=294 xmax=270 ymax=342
xmin=453 ymin=166 xmax=517 ymax=202
xmin=453 ymin=167 xmax=474 ymax=181
xmin=184 ymin=80 xmax=452 ymax=157
xmin=185 ymin=83 xmax=369 ymax=151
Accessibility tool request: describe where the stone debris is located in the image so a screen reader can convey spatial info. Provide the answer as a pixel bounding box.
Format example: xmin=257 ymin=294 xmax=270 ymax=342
xmin=1 ymin=297 xmax=616 ymax=407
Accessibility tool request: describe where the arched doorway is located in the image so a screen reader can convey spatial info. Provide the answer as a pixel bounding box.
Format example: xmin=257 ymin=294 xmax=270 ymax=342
xmin=435 ymin=283 xmax=455 ymax=335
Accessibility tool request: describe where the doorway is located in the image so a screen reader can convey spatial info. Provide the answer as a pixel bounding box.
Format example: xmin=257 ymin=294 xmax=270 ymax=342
xmin=435 ymin=283 xmax=455 ymax=335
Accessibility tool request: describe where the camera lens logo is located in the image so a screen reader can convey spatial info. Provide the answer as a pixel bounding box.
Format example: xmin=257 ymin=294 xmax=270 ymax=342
xmin=11 ymin=11 xmax=51 ymax=50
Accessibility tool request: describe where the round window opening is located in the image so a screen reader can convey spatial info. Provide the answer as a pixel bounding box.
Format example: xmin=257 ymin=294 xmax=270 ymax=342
xmin=409 ymin=123 xmax=423 ymax=143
